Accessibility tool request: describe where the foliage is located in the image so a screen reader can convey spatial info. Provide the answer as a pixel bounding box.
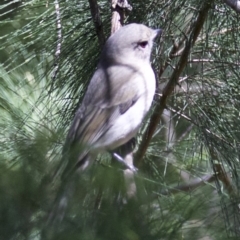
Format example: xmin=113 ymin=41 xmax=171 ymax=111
xmin=0 ymin=0 xmax=240 ymax=239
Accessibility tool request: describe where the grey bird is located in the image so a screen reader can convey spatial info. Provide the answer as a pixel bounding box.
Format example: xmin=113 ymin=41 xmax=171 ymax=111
xmin=44 ymin=24 xmax=162 ymax=230
xmin=61 ymin=23 xmax=162 ymax=179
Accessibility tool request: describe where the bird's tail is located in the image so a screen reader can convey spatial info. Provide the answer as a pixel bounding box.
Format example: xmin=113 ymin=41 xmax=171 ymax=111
xmin=42 ymin=154 xmax=91 ymax=238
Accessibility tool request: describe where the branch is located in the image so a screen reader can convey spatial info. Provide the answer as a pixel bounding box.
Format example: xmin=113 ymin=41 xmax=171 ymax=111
xmin=197 ymin=26 xmax=240 ymax=43
xmin=159 ymin=27 xmax=190 ymax=76
xmin=209 ymin=150 xmax=235 ymax=195
xmin=161 ymin=109 xmax=191 ymax=181
xmin=168 ymin=106 xmax=236 ymax=148
xmin=135 ymin=2 xmax=213 ymax=167
xmin=110 ymin=0 xmax=132 ymax=34
xmin=51 ymin=0 xmax=62 ymax=81
xmin=177 ymin=124 xmax=194 ymax=143
xmin=223 ymin=0 xmax=240 ymax=13
xmin=160 ymin=164 xmax=234 ymax=196
xmin=88 ymin=0 xmax=106 ymax=48
xmin=160 ymin=174 xmax=216 ymax=196
xmin=188 ymin=59 xmax=240 ymax=66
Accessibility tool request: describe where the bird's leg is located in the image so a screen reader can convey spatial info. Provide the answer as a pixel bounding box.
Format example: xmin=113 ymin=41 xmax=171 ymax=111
xmin=113 ymin=152 xmax=137 ymax=172
xmin=112 ymin=138 xmax=137 ymax=172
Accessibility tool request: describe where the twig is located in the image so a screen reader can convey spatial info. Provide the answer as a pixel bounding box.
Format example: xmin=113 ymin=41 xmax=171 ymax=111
xmin=197 ymin=26 xmax=240 ymax=43
xmin=154 ymin=146 xmax=235 ymax=196
xmin=208 ymin=148 xmax=235 ymax=195
xmin=110 ymin=0 xmax=132 ymax=34
xmin=88 ymin=0 xmax=106 ymax=48
xmin=160 ymin=174 xmax=216 ymax=195
xmin=51 ymin=0 xmax=62 ymax=81
xmin=168 ymin=106 xmax=237 ymax=148
xmin=177 ymin=124 xmax=194 ymax=143
xmin=159 ymin=28 xmax=189 ymax=76
xmin=188 ymin=59 xmax=240 ymax=66
xmin=135 ymin=2 xmax=213 ymax=167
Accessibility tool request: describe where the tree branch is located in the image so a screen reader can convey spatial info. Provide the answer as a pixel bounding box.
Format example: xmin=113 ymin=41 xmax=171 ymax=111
xmin=88 ymin=0 xmax=106 ymax=48
xmin=168 ymin=106 xmax=236 ymax=148
xmin=209 ymin=149 xmax=235 ymax=195
xmin=135 ymin=2 xmax=213 ymax=167
xmin=160 ymin=163 xmax=234 ymax=196
xmin=51 ymin=0 xmax=62 ymax=81
xmin=110 ymin=0 xmax=132 ymax=34
xmin=188 ymin=59 xmax=240 ymax=66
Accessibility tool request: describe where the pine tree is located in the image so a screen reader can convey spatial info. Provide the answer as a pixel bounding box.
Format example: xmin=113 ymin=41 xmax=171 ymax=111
xmin=0 ymin=0 xmax=240 ymax=239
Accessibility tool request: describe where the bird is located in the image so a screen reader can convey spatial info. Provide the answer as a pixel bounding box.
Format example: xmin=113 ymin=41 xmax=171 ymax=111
xmin=44 ymin=24 xmax=162 ymax=232
xmin=61 ymin=23 xmax=162 ymax=179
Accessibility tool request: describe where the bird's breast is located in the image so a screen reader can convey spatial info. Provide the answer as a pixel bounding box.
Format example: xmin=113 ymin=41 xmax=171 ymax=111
xmin=94 ymin=64 xmax=156 ymax=150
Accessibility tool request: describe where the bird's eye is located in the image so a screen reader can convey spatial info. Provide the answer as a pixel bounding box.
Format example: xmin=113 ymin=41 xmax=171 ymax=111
xmin=138 ymin=41 xmax=148 ymax=48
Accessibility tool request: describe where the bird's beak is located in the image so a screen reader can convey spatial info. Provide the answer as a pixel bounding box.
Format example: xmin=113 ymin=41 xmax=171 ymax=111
xmin=153 ymin=28 xmax=162 ymax=39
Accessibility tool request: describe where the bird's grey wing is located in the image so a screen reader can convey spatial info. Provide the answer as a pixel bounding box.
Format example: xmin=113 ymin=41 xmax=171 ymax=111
xmin=66 ymin=63 xmax=146 ymax=146
xmin=61 ymin=106 xmax=112 ymax=179
xmin=119 ymin=95 xmax=138 ymax=114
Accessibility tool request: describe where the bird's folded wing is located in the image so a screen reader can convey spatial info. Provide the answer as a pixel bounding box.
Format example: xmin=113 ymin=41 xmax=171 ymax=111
xmin=61 ymin=64 xmax=146 ymax=177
